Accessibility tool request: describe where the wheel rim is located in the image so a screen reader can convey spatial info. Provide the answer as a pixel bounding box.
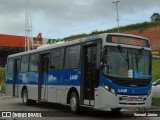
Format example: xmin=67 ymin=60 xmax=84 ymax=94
xmin=23 ymin=90 xmax=27 ymax=103
xmin=70 ymin=96 xmax=77 ymax=111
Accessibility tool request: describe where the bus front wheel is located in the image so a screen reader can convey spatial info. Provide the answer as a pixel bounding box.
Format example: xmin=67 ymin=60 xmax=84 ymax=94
xmin=70 ymin=92 xmax=79 ymax=113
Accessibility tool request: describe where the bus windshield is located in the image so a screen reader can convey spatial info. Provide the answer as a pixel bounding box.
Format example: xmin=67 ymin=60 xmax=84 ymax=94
xmin=103 ymin=46 xmax=151 ymax=79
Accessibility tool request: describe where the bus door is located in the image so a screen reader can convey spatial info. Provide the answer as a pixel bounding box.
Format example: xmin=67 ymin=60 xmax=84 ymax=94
xmin=39 ymin=53 xmax=50 ymax=100
xmin=13 ymin=58 xmax=21 ymax=97
xmin=82 ymin=44 xmax=100 ymax=106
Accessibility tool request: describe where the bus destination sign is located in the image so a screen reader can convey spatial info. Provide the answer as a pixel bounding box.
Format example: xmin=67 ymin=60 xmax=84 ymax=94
xmin=106 ymin=35 xmax=150 ymax=47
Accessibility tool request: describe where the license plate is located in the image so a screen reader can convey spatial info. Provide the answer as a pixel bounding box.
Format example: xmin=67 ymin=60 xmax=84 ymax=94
xmin=128 ymin=97 xmax=137 ymax=101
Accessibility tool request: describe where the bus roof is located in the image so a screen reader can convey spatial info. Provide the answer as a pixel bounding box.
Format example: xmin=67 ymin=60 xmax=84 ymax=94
xmin=8 ymin=33 xmax=150 ymax=58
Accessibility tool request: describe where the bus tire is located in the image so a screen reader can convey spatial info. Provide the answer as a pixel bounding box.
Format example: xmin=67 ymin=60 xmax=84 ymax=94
xmin=22 ymin=89 xmax=29 ymax=105
xmin=70 ymin=92 xmax=79 ymax=113
xmin=22 ymin=89 xmax=36 ymax=105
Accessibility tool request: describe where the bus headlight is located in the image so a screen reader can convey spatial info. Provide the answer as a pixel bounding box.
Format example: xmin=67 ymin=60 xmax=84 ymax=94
xmin=104 ymin=84 xmax=109 ymax=90
xmin=103 ymin=84 xmax=116 ymax=95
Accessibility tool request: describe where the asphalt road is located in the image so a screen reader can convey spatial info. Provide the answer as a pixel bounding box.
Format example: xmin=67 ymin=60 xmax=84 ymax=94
xmin=0 ymin=93 xmax=159 ymax=120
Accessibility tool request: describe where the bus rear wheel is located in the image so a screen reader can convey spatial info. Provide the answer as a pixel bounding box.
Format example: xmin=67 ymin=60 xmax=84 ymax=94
xmin=22 ymin=89 xmax=35 ymax=105
xmin=70 ymin=92 xmax=79 ymax=113
xmin=22 ymin=89 xmax=29 ymax=105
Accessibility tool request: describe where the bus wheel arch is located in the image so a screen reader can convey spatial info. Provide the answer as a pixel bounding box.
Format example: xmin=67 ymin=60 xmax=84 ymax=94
xmin=21 ymin=86 xmax=36 ymax=105
xmin=67 ymin=87 xmax=80 ymax=113
xmin=67 ymin=87 xmax=79 ymax=104
xmin=21 ymin=86 xmax=27 ymax=98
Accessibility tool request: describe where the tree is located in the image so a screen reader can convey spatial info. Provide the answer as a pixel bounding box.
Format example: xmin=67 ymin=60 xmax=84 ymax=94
xmin=151 ymin=13 xmax=160 ymax=22
xmin=91 ymin=30 xmax=99 ymax=35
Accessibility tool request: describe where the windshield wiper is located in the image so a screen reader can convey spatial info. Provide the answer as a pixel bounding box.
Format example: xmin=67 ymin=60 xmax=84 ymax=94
xmin=135 ymin=48 xmax=144 ymax=71
xmin=117 ymin=45 xmax=129 ymax=69
xmin=117 ymin=45 xmax=129 ymax=62
xmin=137 ymin=48 xmax=144 ymax=62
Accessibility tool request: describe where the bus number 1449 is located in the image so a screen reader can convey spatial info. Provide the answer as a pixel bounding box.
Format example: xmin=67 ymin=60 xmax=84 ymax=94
xmin=70 ymin=75 xmax=78 ymax=80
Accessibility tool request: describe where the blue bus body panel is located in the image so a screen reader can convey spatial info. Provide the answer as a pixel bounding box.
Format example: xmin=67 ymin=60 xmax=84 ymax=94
xmin=6 ymin=68 xmax=151 ymax=95
xmin=6 ymin=69 xmax=81 ymax=86
xmin=28 ymin=72 xmax=39 ymax=85
xmin=48 ymin=69 xmax=81 ymax=86
xmin=6 ymin=73 xmax=13 ymax=84
xmin=99 ymin=69 xmax=151 ymax=95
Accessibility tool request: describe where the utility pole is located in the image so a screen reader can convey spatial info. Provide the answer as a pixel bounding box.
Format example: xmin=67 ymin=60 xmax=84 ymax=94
xmin=25 ymin=0 xmax=34 ymax=51
xmin=113 ymin=1 xmax=120 ymax=32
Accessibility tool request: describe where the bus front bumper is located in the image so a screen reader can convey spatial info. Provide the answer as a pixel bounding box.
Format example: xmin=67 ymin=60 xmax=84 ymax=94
xmin=95 ymin=87 xmax=152 ymax=110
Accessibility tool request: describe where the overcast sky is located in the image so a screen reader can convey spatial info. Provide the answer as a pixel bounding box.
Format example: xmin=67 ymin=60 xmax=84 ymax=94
xmin=0 ymin=0 xmax=160 ymax=39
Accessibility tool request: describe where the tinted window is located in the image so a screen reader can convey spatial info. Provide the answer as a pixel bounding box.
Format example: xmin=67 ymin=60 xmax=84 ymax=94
xmin=29 ymin=53 xmax=39 ymax=71
xmin=50 ymin=48 xmax=64 ymax=69
xmin=21 ymin=55 xmax=29 ymax=72
xmin=104 ymin=46 xmax=151 ymax=79
xmin=65 ymin=45 xmax=81 ymax=68
xmin=8 ymin=58 xmax=14 ymax=73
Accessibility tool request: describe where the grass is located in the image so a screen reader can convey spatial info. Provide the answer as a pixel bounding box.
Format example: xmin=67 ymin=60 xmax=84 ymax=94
xmin=152 ymin=59 xmax=160 ymax=82
xmin=152 ymin=98 xmax=160 ymax=106
xmin=1 ymin=81 xmax=5 ymax=92
xmin=152 ymin=59 xmax=160 ymax=106
xmin=99 ymin=21 xmax=160 ymax=34
xmin=63 ymin=21 xmax=160 ymax=40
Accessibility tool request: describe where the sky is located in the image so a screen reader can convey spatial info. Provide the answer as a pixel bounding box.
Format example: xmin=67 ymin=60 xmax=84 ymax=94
xmin=0 ymin=0 xmax=160 ymax=39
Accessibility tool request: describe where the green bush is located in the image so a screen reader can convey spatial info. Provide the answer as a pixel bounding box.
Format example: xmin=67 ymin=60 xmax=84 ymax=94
xmin=152 ymin=98 xmax=160 ymax=106
xmin=0 ymin=67 xmax=6 ymax=92
xmin=102 ymin=21 xmax=160 ymax=33
xmin=152 ymin=60 xmax=160 ymax=82
xmin=64 ymin=33 xmax=88 ymax=40
xmin=63 ymin=21 xmax=160 ymax=40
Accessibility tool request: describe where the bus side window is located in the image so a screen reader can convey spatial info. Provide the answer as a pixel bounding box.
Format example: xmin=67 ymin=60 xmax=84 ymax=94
xmin=29 ymin=53 xmax=39 ymax=72
xmin=64 ymin=45 xmax=80 ymax=69
xmin=7 ymin=58 xmax=14 ymax=73
xmin=21 ymin=55 xmax=29 ymax=72
xmin=50 ymin=48 xmax=64 ymax=70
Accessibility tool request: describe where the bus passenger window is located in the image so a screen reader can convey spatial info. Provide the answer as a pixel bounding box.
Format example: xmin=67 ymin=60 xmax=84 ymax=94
xmin=21 ymin=55 xmax=29 ymax=72
xmin=29 ymin=53 xmax=39 ymax=71
xmin=64 ymin=45 xmax=80 ymax=69
xmin=7 ymin=58 xmax=14 ymax=73
xmin=50 ymin=48 xmax=64 ymax=69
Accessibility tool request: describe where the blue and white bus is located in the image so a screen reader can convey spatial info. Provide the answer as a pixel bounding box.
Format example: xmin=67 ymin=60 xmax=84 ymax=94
xmin=6 ymin=33 xmax=152 ymax=112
